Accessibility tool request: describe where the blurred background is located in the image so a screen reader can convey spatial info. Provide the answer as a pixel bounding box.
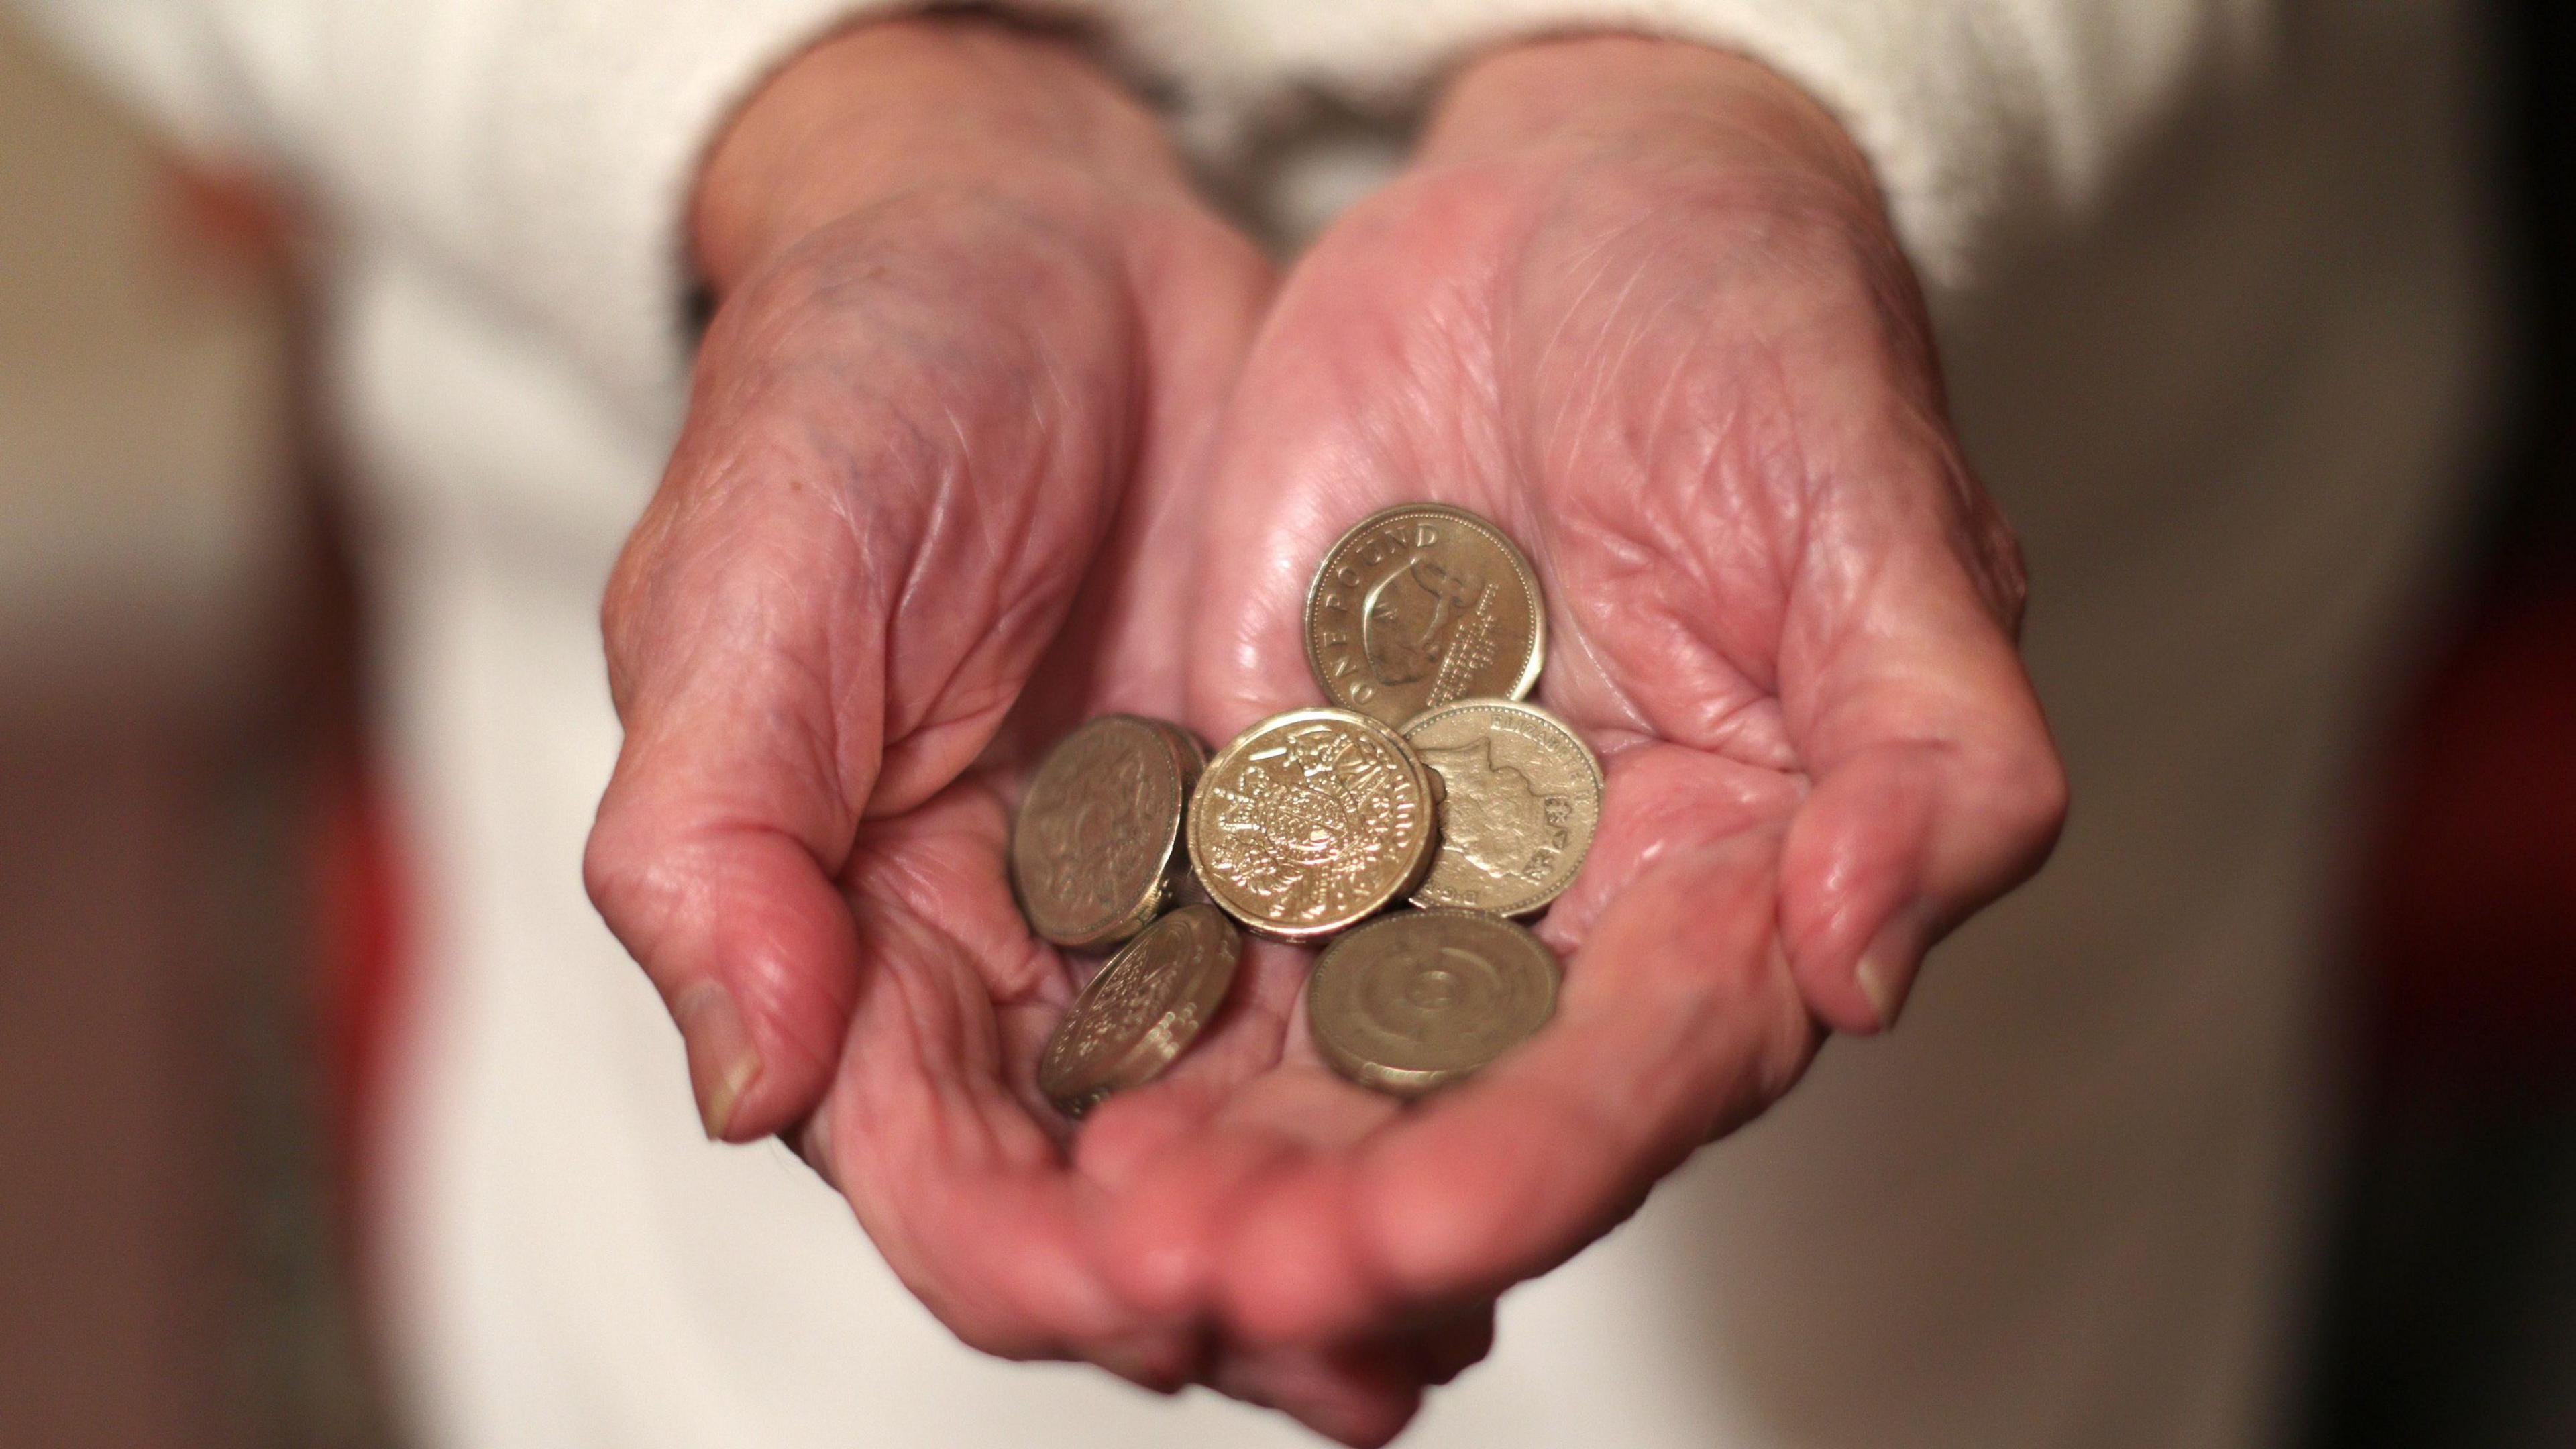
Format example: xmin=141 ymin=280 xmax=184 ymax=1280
xmin=0 ymin=5 xmax=2567 ymax=1448
xmin=0 ymin=12 xmax=387 ymax=1446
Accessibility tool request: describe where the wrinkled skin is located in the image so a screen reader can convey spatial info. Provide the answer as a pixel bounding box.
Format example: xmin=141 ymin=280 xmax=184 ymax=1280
xmin=1071 ymin=40 xmax=2066 ymax=1367
xmin=584 ymin=23 xmax=2063 ymax=1449
xmin=584 ymin=21 xmax=1481 ymax=1442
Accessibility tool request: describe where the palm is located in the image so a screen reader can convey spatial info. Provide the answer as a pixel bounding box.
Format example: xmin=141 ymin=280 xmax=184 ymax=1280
xmin=1081 ymin=138 xmax=2053 ymax=1347
xmin=594 ymin=186 xmax=1239 ymax=1338
xmin=1190 ymin=157 xmax=1848 ymax=907
xmin=596 ymin=32 xmax=2061 ymax=1442
xmin=592 ymin=187 xmax=1487 ymax=1436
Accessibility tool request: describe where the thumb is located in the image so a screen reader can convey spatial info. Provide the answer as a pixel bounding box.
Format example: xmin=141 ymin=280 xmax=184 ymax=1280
xmin=1776 ymin=452 xmax=2066 ymax=1034
xmin=584 ymin=560 xmax=884 ymax=1141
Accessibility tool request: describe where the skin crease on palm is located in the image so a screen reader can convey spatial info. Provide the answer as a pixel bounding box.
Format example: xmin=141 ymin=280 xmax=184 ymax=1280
xmin=582 ymin=18 xmax=2066 ymax=1449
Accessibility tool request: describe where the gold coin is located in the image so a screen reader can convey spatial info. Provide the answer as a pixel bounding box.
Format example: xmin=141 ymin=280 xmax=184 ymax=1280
xmin=1150 ymin=721 xmax=1213 ymax=904
xmin=1010 ymin=715 xmax=1197 ymax=949
xmin=1186 ymin=707 xmax=1438 ymax=942
xmin=1305 ymin=503 xmax=1546 ymax=727
xmin=1038 ymin=904 xmax=1242 ymax=1118
xmin=1148 ymin=719 xmax=1211 ymax=781
xmin=1307 ymin=909 xmax=1559 ymax=1097
xmin=1402 ymin=700 xmax=1603 ymax=916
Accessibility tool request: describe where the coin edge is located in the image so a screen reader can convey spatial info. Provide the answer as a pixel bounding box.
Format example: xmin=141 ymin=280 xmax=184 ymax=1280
xmin=1040 ymin=904 xmax=1244 ymax=1112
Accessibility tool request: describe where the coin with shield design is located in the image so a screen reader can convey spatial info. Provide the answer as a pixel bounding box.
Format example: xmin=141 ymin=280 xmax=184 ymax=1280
xmin=1187 ymin=707 xmax=1438 ymax=941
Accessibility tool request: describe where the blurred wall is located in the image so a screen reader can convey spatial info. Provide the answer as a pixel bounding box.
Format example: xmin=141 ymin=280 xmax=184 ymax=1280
xmin=0 ymin=21 xmax=288 ymax=692
xmin=0 ymin=12 xmax=339 ymax=1448
xmin=2302 ymin=5 xmax=2576 ymax=1448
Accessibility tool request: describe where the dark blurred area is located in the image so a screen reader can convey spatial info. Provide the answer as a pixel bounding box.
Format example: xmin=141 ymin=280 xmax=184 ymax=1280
xmin=2302 ymin=3 xmax=2576 ymax=1446
xmin=0 ymin=5 xmax=2567 ymax=1448
xmin=0 ymin=15 xmax=386 ymax=1448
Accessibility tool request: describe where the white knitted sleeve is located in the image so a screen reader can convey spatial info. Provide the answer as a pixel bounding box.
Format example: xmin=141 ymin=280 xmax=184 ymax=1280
xmin=1139 ymin=0 xmax=2274 ymax=293
xmin=12 ymin=0 xmax=931 ymax=426
xmin=11 ymin=0 xmax=2270 ymax=417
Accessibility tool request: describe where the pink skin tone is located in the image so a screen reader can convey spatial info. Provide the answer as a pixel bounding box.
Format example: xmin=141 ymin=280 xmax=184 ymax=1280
xmin=587 ymin=20 xmax=1468 ymax=1441
xmin=1074 ymin=39 xmax=2065 ymax=1379
xmin=584 ymin=19 xmax=2065 ymax=1448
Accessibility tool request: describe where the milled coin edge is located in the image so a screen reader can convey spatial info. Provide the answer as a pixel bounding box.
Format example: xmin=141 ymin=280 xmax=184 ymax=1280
xmin=1149 ymin=720 xmax=1211 ymax=909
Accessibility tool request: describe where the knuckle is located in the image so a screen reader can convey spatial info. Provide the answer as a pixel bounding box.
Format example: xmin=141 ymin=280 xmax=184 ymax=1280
xmin=1974 ymin=505 xmax=2033 ymax=635
xmin=596 ymin=551 xmax=657 ymax=711
xmin=1982 ymin=738 xmax=2070 ymax=864
xmin=580 ymin=810 xmax=677 ymax=933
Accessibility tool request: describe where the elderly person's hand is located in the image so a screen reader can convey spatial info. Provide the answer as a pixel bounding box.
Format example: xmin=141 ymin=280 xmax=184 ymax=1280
xmin=582 ymin=18 xmax=1481 ymax=1440
xmin=1073 ymin=33 xmax=2065 ymax=1366
xmin=588 ymin=20 xmax=2061 ymax=1444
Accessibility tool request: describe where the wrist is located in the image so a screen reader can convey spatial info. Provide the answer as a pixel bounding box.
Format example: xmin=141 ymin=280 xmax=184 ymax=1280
xmin=691 ymin=15 xmax=1189 ymax=294
xmin=1421 ymin=34 xmax=1882 ymax=218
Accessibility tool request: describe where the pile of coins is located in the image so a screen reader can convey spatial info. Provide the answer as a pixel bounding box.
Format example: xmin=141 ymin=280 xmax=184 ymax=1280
xmin=1014 ymin=504 xmax=1603 ymax=1118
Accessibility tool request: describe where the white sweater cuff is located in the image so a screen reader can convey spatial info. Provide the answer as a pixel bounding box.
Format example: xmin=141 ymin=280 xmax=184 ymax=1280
xmin=1153 ymin=1 xmax=2068 ymax=295
xmin=468 ymin=0 xmax=1244 ymax=429
xmin=464 ymin=0 xmax=2100 ymax=423
xmin=466 ymin=1 xmax=922 ymax=431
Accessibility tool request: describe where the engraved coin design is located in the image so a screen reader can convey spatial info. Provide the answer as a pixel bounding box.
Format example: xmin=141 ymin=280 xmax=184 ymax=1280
xmin=1306 ymin=503 xmax=1546 ymax=726
xmin=1402 ymin=700 xmax=1603 ymax=916
xmin=1307 ymin=909 xmax=1560 ymax=1097
xmin=1039 ymin=904 xmax=1242 ymax=1118
xmin=1186 ymin=708 xmax=1438 ymax=941
xmin=1010 ymin=715 xmax=1195 ymax=949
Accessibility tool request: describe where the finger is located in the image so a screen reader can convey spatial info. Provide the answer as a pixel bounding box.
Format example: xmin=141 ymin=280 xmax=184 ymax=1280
xmin=590 ymin=197 xmax=1188 ymax=1138
xmin=804 ymin=861 xmax=1177 ymax=1368
xmin=1531 ymin=739 xmax=1805 ymax=953
xmin=1069 ymin=935 xmax=1307 ymax=1191
xmin=1218 ymin=1144 xmax=1393 ymax=1344
xmin=582 ymin=331 xmax=926 ymax=1136
xmin=1205 ymin=1341 xmax=1428 ymax=1449
xmin=1083 ymin=979 xmax=1398 ymax=1319
xmin=1212 ymin=832 xmax=1816 ymax=1344
xmin=1774 ymin=437 xmax=2066 ymax=1032
xmin=1411 ymin=1304 xmax=1499 ymax=1385
xmin=585 ymin=602 xmax=877 ymax=1139
xmin=796 ymin=1040 xmax=1212 ymax=1391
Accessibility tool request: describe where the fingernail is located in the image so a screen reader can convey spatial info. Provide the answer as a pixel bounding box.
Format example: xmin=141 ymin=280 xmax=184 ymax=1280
xmin=1853 ymin=903 xmax=1931 ymax=1033
xmin=674 ymin=982 xmax=761 ymax=1139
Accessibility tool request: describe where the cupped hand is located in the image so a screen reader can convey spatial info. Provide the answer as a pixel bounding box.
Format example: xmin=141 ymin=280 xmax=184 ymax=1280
xmin=581 ymin=19 xmax=1472 ymax=1442
xmin=1077 ymin=34 xmax=2068 ymax=1358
